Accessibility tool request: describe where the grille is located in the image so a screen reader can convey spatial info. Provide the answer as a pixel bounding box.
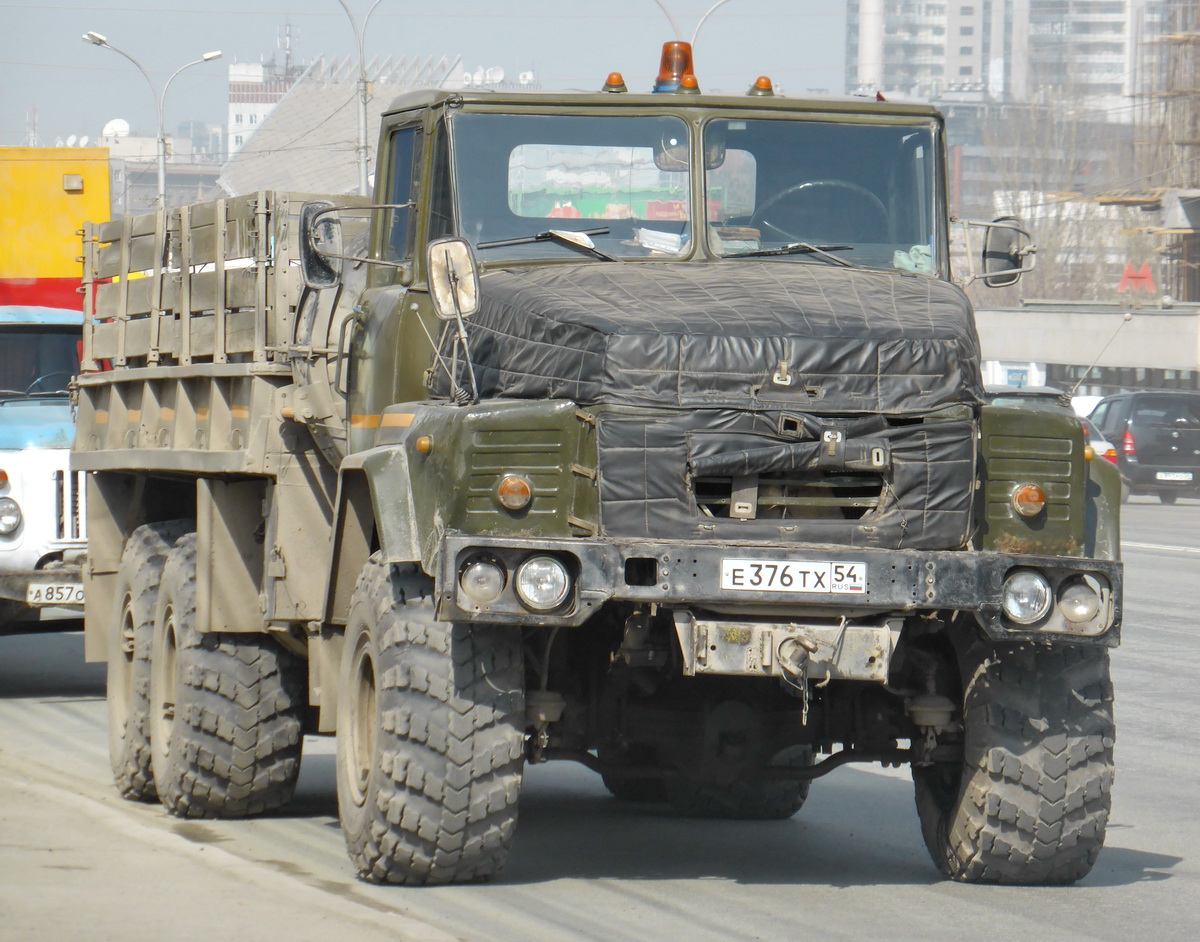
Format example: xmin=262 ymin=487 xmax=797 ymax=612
xmin=693 ymin=471 xmax=884 ymax=521
xmin=55 ymin=470 xmax=88 ymax=541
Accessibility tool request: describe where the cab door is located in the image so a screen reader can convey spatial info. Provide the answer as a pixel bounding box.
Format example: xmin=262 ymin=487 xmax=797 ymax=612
xmin=348 ymin=122 xmax=422 ymax=454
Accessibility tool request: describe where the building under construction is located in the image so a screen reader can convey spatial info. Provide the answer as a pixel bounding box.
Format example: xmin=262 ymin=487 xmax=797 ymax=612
xmin=1108 ymin=0 xmax=1200 ymax=302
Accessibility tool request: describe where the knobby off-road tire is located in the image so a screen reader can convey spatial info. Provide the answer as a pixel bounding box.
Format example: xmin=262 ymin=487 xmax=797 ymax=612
xmin=149 ymin=534 xmax=305 ymax=818
xmin=108 ymin=519 xmax=193 ymax=801
xmin=336 ymin=555 xmax=525 ymax=885
xmin=914 ymin=642 xmax=1114 ymax=885
xmin=665 ymin=746 xmax=813 ymax=820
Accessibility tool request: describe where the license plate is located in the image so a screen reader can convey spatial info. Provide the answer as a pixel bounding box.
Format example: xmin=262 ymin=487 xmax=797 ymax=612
xmin=720 ymin=559 xmax=866 ymax=594
xmin=1156 ymin=471 xmax=1193 ymax=482
xmin=26 ymin=583 xmax=84 ymax=605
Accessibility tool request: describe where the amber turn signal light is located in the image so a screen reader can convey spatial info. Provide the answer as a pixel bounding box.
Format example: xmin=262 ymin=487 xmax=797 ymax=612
xmin=1011 ymin=483 xmax=1046 ymax=517
xmin=497 ymin=474 xmax=533 ymax=510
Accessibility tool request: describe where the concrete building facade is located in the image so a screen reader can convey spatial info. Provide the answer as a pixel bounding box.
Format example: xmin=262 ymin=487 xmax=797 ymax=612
xmin=975 ymin=301 xmax=1200 ymax=398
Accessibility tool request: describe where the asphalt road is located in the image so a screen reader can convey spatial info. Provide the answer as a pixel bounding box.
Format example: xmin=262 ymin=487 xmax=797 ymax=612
xmin=2 ymin=495 xmax=1197 ymax=941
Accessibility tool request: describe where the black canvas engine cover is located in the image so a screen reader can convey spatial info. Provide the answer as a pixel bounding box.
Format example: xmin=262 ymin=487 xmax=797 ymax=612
xmin=595 ymin=408 xmax=975 ymax=548
xmin=437 ymin=260 xmax=984 ymax=414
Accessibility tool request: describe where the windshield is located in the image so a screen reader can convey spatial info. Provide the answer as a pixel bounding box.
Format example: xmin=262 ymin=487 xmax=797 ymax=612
xmin=450 ymin=113 xmax=692 ymax=261
xmin=704 ymin=118 xmax=943 ymax=274
xmin=0 ymin=326 xmax=79 ymax=399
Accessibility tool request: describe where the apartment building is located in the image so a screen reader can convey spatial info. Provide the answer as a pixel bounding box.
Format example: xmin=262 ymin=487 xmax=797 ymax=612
xmin=846 ymin=0 xmax=1171 ymax=118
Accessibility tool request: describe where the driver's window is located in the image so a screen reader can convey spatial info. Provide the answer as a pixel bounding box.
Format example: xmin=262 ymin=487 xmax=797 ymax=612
xmin=383 ymin=125 xmax=421 ymax=261
xmin=706 ymin=132 xmax=759 ymax=253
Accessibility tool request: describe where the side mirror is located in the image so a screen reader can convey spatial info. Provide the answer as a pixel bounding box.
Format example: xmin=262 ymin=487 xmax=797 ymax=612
xmin=979 ymin=215 xmax=1035 ymax=288
xmin=299 ymin=201 xmax=343 ymax=289
xmin=427 ymin=237 xmax=480 ymax=320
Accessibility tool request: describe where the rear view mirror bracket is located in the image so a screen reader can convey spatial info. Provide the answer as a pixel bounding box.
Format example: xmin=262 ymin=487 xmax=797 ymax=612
xmin=959 ymin=216 xmax=1037 ymax=288
xmin=299 ymin=201 xmax=344 ymax=289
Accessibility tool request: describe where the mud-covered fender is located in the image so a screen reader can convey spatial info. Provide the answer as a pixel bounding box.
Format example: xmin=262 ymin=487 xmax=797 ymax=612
xmin=343 ymin=444 xmax=424 ymax=562
xmin=1084 ymin=454 xmax=1122 ymax=561
xmin=326 ymin=400 xmax=459 ymax=620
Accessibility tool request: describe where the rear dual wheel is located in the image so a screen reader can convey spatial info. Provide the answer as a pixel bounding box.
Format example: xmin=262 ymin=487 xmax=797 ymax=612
xmin=107 ymin=520 xmax=193 ymax=801
xmin=148 ymin=534 xmax=305 ymax=817
xmin=665 ymin=746 xmax=813 ymax=820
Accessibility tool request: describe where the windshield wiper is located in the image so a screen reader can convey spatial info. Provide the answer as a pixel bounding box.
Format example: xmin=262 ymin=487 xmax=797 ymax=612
xmin=476 ymin=227 xmax=618 ymax=261
xmin=724 ymin=242 xmax=854 ymax=266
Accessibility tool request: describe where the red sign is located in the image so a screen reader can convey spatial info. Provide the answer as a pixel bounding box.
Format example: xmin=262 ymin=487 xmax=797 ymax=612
xmin=1117 ymin=262 xmax=1155 ymax=294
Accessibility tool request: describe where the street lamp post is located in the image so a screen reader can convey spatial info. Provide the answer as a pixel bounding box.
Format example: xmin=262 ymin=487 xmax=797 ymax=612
xmin=337 ymin=0 xmax=385 ymax=197
xmin=83 ymin=31 xmax=221 ymax=208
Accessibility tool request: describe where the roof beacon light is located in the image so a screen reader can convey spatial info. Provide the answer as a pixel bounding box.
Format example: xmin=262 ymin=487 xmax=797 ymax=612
xmin=602 ymin=71 xmax=628 ymax=93
xmin=747 ymin=75 xmax=774 ymax=97
xmin=653 ymin=41 xmax=696 ymax=94
xmin=679 ymin=73 xmax=701 ymax=94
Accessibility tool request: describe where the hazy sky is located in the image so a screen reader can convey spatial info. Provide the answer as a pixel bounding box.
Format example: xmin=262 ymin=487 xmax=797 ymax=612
xmin=2 ymin=0 xmax=847 ymax=145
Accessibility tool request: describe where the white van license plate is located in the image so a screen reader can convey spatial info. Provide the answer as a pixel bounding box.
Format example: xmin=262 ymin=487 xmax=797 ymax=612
xmin=1156 ymin=471 xmax=1193 ymax=481
xmin=720 ymin=559 xmax=866 ymax=594
xmin=26 ymin=583 xmax=85 ymax=605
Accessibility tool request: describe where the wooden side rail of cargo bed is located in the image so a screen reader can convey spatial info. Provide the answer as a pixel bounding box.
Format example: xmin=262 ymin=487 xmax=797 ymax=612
xmin=80 ymin=191 xmax=370 ymax=372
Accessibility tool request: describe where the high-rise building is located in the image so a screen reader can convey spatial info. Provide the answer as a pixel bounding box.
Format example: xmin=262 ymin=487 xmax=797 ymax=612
xmin=227 ymin=26 xmax=306 ymax=156
xmin=846 ymin=1 xmax=1172 ymax=119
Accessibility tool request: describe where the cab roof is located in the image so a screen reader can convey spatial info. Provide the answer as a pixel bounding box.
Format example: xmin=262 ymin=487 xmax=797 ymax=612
xmin=383 ymin=87 xmax=945 ymax=123
xmin=0 ymin=305 xmax=84 ymax=327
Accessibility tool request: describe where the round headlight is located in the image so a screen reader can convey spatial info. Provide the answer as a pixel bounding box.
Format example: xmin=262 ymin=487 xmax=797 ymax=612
xmin=459 ymin=559 xmax=506 ymax=605
xmin=515 ymin=555 xmax=570 ymax=611
xmin=1059 ymin=578 xmax=1102 ymax=624
xmin=1001 ymin=569 xmax=1052 ymax=625
xmin=0 ymin=497 xmax=21 ymax=535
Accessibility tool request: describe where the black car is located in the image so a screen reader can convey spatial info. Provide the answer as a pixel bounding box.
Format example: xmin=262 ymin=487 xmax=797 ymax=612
xmin=1088 ymin=391 xmax=1200 ymax=503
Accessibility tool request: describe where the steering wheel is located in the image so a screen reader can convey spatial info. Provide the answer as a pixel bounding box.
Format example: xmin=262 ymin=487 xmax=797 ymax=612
xmin=749 ymin=179 xmax=889 ymax=244
xmin=25 ymin=371 xmax=74 ymax=394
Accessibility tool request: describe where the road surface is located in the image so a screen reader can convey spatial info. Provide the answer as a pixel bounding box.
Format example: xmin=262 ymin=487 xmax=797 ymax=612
xmin=1 ymin=497 xmax=1196 ymax=941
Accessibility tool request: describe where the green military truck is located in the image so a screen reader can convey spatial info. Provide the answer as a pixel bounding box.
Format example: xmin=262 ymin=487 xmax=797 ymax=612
xmin=74 ymin=47 xmax=1122 ymax=886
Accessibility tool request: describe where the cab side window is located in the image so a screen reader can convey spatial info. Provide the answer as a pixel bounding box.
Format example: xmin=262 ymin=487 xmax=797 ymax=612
xmin=427 ymin=123 xmax=455 ymax=243
xmin=384 ymin=125 xmax=421 ymax=261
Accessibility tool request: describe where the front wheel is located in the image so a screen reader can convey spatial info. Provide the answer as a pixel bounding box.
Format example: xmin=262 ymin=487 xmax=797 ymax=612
xmin=913 ymin=642 xmax=1114 ymax=884
xmin=336 ymin=555 xmax=525 ymax=885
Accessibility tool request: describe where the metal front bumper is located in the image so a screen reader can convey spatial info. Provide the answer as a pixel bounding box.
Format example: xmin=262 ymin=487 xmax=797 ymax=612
xmin=436 ymin=535 xmax=1123 ymax=644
